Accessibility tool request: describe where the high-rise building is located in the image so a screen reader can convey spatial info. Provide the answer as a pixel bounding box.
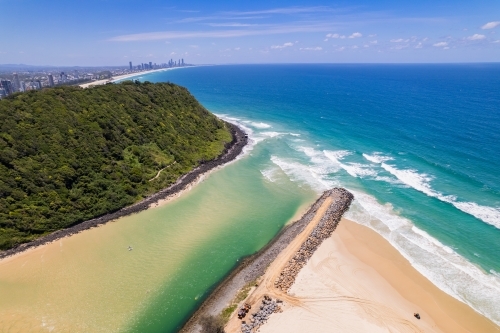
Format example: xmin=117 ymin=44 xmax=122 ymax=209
xmin=48 ymin=74 xmax=54 ymax=87
xmin=129 ymin=61 xmax=132 ymax=70
xmin=181 ymin=59 xmax=184 ymax=66
xmin=35 ymin=80 xmax=42 ymax=90
xmin=0 ymin=80 xmax=14 ymax=95
xmin=12 ymin=73 xmax=21 ymax=92
xmin=149 ymin=61 xmax=152 ymax=69
xmin=0 ymin=88 xmax=5 ymax=98
xmin=20 ymin=81 xmax=26 ymax=92
xmin=60 ymin=72 xmax=67 ymax=83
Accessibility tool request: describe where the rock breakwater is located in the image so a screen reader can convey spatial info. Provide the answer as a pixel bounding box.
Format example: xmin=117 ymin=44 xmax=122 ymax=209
xmin=274 ymin=188 xmax=354 ymax=292
xmin=241 ymin=296 xmax=282 ymax=333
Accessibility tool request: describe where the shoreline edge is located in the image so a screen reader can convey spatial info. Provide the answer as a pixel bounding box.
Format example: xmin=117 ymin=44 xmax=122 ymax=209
xmin=0 ymin=121 xmax=247 ymax=260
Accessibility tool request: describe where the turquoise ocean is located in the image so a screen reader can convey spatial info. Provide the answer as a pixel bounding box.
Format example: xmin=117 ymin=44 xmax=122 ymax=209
xmin=121 ymin=64 xmax=500 ymax=331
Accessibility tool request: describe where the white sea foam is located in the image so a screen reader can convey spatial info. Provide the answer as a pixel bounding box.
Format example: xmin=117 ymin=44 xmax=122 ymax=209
xmin=362 ymin=152 xmax=394 ymax=164
xmin=323 ymin=150 xmax=378 ymax=178
xmin=247 ymin=121 xmax=272 ymax=129
xmin=362 ymin=153 xmax=500 ymax=229
xmin=379 ymin=163 xmax=500 ymax=229
xmin=260 ymin=131 xmax=283 ymax=138
xmin=346 ymin=190 xmax=500 ymax=325
xmin=215 ymin=114 xmax=257 ymax=156
xmin=263 ymin=137 xmax=500 ymax=324
xmin=269 ymin=155 xmax=336 ymax=191
xmin=260 ymin=167 xmax=281 ymax=183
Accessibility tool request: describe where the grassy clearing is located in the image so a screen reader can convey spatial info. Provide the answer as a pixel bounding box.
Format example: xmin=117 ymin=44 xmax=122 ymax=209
xmin=220 ymin=280 xmax=256 ymax=323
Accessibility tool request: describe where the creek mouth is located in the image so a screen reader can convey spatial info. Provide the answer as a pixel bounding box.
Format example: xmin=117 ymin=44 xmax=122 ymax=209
xmin=180 ymin=188 xmax=354 ymax=333
xmin=0 ymin=121 xmax=248 ymax=260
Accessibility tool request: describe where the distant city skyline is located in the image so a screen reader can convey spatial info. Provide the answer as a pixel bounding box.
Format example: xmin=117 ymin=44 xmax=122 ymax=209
xmin=0 ymin=0 xmax=499 ymax=65
xmin=0 ymin=58 xmax=188 ymax=98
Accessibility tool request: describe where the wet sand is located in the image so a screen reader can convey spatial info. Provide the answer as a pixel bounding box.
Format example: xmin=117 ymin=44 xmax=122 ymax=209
xmin=256 ymin=218 xmax=499 ymax=333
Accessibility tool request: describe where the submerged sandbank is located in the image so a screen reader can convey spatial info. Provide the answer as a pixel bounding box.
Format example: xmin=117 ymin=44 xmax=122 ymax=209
xmin=255 ymin=218 xmax=499 ymax=333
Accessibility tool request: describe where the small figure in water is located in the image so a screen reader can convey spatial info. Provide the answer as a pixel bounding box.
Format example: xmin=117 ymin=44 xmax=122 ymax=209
xmin=128 ymin=246 xmax=133 ymax=251
xmin=414 ymin=313 xmax=421 ymax=320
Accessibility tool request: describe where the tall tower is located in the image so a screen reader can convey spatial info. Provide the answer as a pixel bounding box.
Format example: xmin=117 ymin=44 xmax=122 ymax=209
xmin=129 ymin=61 xmax=132 ymax=70
xmin=12 ymin=73 xmax=21 ymax=92
xmin=0 ymin=80 xmax=14 ymax=95
xmin=149 ymin=61 xmax=152 ymax=69
xmin=48 ymin=74 xmax=54 ymax=87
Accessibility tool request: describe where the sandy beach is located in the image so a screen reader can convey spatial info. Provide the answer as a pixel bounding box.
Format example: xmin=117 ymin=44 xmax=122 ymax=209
xmin=79 ymin=67 xmax=180 ymax=88
xmin=246 ymin=218 xmax=499 ymax=333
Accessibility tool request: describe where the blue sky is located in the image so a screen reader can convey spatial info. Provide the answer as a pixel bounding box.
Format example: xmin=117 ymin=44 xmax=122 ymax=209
xmin=1 ymin=0 xmax=499 ymax=65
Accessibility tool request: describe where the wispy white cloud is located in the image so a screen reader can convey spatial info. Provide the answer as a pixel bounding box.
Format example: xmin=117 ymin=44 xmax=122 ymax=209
xmin=271 ymin=42 xmax=294 ymax=49
xmin=466 ymin=34 xmax=486 ymax=40
xmin=175 ymin=15 xmax=266 ymax=23
xmin=208 ymin=23 xmax=262 ymax=27
xmin=481 ymin=21 xmax=500 ymax=29
xmin=390 ymin=38 xmax=409 ymax=42
xmin=300 ymin=47 xmax=323 ymax=51
xmin=433 ymin=41 xmax=448 ymax=47
xmin=109 ymin=24 xmax=334 ymax=41
xmin=370 ymin=40 xmax=378 ymax=44
xmin=415 ymin=42 xmax=423 ymax=49
xmin=223 ymin=6 xmax=335 ymax=16
xmin=326 ymin=33 xmax=346 ymax=39
xmin=348 ymin=32 xmax=362 ymax=38
xmin=368 ymin=34 xmax=377 ymax=37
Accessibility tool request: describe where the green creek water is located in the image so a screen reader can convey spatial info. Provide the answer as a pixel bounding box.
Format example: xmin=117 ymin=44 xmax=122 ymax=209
xmin=0 ymin=141 xmax=315 ymax=333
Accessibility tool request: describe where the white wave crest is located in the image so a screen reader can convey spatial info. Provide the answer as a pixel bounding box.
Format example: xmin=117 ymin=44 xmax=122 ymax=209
xmin=260 ymin=167 xmax=280 ymax=183
xmin=379 ymin=163 xmax=500 ymax=229
xmin=363 ymin=152 xmax=394 ymax=164
xmin=260 ymin=131 xmax=283 ymax=138
xmin=269 ymin=155 xmax=335 ymax=191
xmin=451 ymin=202 xmax=500 ymax=229
xmin=247 ymin=121 xmax=272 ymax=129
xmin=323 ymin=150 xmax=378 ymax=178
xmin=346 ymin=190 xmax=500 ymax=325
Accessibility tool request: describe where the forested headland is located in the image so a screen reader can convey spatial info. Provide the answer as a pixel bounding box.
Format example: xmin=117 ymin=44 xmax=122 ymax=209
xmin=0 ymin=81 xmax=233 ymax=250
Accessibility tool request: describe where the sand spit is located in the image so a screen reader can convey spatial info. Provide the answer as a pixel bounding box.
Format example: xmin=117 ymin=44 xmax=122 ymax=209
xmin=0 ymin=122 xmax=247 ymax=260
xmin=191 ymin=186 xmax=498 ymax=333
xmin=254 ymin=219 xmax=500 ymax=333
xmin=181 ymin=188 xmax=353 ymax=333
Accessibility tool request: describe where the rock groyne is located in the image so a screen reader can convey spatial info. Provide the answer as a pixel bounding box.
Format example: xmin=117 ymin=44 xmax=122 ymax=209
xmin=274 ymin=188 xmax=354 ymax=292
xmin=241 ymin=296 xmax=282 ymax=333
xmin=181 ymin=188 xmax=354 ymax=333
xmin=0 ymin=122 xmax=247 ymax=260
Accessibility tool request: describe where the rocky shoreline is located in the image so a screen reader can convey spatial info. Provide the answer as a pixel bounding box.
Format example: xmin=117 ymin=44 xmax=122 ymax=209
xmin=0 ymin=121 xmax=247 ymax=260
xmin=180 ymin=188 xmax=353 ymax=333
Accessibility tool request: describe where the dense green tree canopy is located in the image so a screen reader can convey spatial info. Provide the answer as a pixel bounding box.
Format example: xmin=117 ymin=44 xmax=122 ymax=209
xmin=0 ymin=81 xmax=232 ymax=249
